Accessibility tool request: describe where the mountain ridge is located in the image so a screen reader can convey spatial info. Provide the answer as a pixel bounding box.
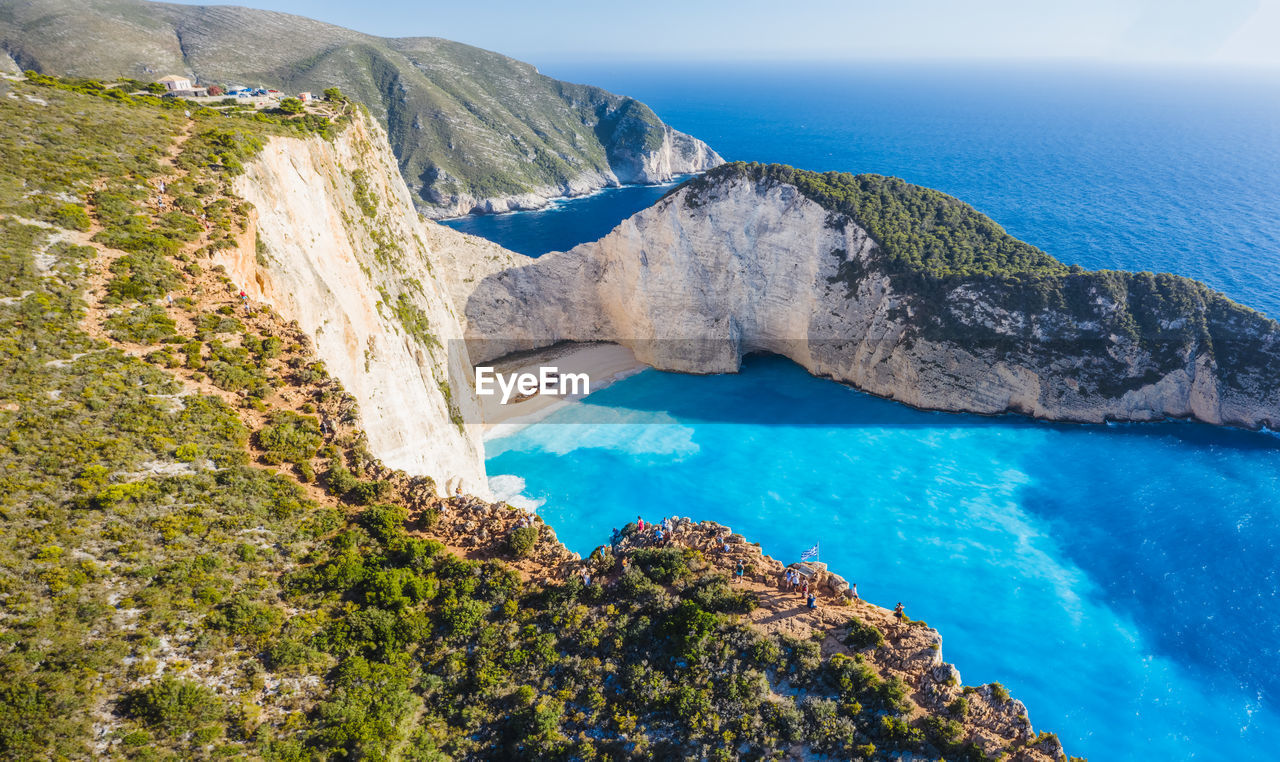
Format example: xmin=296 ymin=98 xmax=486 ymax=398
xmin=0 ymin=0 xmax=723 ymax=216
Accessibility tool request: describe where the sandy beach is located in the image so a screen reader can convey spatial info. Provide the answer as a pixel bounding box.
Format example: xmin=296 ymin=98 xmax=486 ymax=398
xmin=478 ymin=342 xmax=648 ymax=437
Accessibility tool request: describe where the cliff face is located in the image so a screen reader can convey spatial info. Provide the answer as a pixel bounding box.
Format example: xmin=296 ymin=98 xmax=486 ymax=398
xmin=221 ymin=112 xmax=489 ymax=495
xmin=459 ymin=164 xmax=1280 ymax=429
xmin=0 ymin=0 xmax=723 ymax=217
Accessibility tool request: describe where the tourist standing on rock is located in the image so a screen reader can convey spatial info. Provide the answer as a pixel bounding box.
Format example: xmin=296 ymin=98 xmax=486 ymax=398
xmin=610 ymin=527 xmax=620 ymax=549
xmin=637 ymin=516 xmax=645 ymax=532
xmin=895 ymin=602 xmax=905 ymax=619
xmin=807 ymin=592 xmax=817 ymax=610
xmin=850 ymin=583 xmax=858 ymax=600
xmin=735 ymin=560 xmax=745 ymax=583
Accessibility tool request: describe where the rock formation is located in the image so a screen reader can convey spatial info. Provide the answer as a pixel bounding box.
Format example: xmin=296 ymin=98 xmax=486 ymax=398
xmin=458 ymin=162 xmax=1280 ymax=429
xmin=221 ymin=111 xmax=490 ymax=495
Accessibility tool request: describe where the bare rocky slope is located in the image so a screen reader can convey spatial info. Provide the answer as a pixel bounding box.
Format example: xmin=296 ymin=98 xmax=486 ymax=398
xmin=0 ymin=0 xmax=723 ymax=216
xmin=458 ymin=162 xmax=1280 ymax=429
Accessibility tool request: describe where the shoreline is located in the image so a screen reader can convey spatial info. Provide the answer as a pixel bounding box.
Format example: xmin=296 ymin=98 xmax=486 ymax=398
xmin=479 ymin=341 xmax=649 ymax=438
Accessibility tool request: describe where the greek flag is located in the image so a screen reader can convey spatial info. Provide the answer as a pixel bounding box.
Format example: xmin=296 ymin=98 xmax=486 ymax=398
xmin=800 ymin=542 xmax=819 ymax=562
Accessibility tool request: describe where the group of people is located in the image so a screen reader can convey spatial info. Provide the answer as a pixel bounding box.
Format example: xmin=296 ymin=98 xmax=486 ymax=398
xmin=614 ymin=516 xmax=680 ymax=549
xmin=781 ymin=567 xmax=862 ymax=611
xmin=783 ymin=567 xmax=815 ymax=609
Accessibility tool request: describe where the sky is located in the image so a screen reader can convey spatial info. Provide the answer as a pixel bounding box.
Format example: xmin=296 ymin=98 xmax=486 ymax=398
xmin=165 ymin=0 xmax=1280 ymax=68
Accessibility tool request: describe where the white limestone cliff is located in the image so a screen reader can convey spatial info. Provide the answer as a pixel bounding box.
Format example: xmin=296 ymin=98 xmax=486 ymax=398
xmin=219 ymin=112 xmax=490 ymax=496
xmin=456 ymin=173 xmax=1280 ymax=430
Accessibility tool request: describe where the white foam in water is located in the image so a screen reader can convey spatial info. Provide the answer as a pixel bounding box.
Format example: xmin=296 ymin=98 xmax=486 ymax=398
xmin=488 ymin=474 xmax=545 ymax=513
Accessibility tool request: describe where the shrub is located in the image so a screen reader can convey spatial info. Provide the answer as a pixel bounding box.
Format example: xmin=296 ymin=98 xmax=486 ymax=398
xmin=506 ymin=525 xmax=539 ymax=558
xmin=663 ymin=600 xmax=720 ymax=657
xmin=922 ymin=714 xmax=963 ymax=745
xmin=990 ymin=682 xmax=1010 ymax=704
xmin=842 ymin=617 xmax=886 ymax=651
xmin=278 ymin=97 xmax=305 ymax=115
xmin=348 ymin=480 xmax=390 ymax=505
xmin=440 ymin=596 xmax=487 ymax=641
xmin=325 ymin=459 xmax=359 ymax=496
xmin=631 ymin=547 xmax=692 ymax=584
xmin=122 ymin=677 xmax=222 ymax=733
xmin=360 ymin=504 xmax=408 ymax=543
xmin=255 ymin=410 xmax=321 ymax=465
xmin=105 ymin=305 xmax=177 ymax=344
xmin=205 ymin=594 xmax=283 ymax=641
xmin=51 ymin=202 xmax=91 ymax=231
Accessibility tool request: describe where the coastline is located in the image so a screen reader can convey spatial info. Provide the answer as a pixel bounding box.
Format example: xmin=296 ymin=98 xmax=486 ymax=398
xmin=479 ymin=341 xmax=649 ymax=438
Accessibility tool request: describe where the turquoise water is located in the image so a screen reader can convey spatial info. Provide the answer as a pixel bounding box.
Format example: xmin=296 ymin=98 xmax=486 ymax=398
xmin=489 ymin=357 xmax=1280 ymax=759
xmin=473 ymin=64 xmax=1280 ymax=759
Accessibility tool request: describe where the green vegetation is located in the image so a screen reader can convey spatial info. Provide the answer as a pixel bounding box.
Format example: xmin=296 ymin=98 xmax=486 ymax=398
xmin=276 ymin=534 xmax=961 ymax=759
xmin=842 ymin=616 xmax=887 ymax=651
xmin=256 ymin=410 xmax=323 ymax=465
xmin=0 ymin=78 xmax=348 ymax=757
xmin=378 ymin=286 xmax=439 ymax=350
xmin=350 ymin=169 xmax=378 ymax=218
xmin=680 ymin=162 xmax=1065 ymax=280
xmin=506 ymin=524 xmax=539 ymax=557
xmin=105 ymin=305 xmax=179 ymax=344
xmin=679 ymin=163 xmax=1280 ymax=396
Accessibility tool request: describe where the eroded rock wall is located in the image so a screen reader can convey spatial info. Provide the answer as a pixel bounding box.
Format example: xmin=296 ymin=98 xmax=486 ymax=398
xmin=222 ymin=113 xmax=490 ymax=495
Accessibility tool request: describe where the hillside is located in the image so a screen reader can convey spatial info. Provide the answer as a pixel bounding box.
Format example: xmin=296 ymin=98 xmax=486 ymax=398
xmin=0 ymin=0 xmax=722 ymax=216
xmin=0 ymin=75 xmax=1068 ymax=761
xmin=458 ymin=161 xmax=1280 ymax=430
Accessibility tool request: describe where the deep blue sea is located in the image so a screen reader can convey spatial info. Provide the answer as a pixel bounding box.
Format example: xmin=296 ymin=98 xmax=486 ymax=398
xmin=452 ymin=63 xmax=1280 ymax=760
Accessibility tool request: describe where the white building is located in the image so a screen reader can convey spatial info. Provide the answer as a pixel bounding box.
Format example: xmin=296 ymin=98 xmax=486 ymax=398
xmin=157 ymin=74 xmax=193 ymax=92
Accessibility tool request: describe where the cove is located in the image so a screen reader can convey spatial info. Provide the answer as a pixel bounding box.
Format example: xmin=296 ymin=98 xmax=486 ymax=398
xmin=487 ymin=354 xmax=1280 ymax=761
xmin=438 ymin=178 xmax=689 ymax=258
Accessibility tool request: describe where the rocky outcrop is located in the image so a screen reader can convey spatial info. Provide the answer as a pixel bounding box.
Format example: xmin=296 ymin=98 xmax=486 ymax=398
xmin=221 ymin=112 xmax=489 ymax=496
xmin=457 ymin=163 xmax=1280 ymax=429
